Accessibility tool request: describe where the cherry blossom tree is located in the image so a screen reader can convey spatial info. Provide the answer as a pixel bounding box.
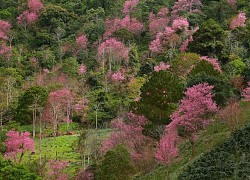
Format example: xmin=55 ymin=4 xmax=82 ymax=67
xmin=48 ymin=160 xmax=69 ymax=180
xmin=172 ymin=17 xmax=189 ymax=31
xmin=17 ymin=0 xmax=44 ymax=28
xmin=149 ymin=8 xmax=169 ymax=38
xmin=102 ymin=112 xmax=150 ymax=160
xmin=0 ymin=20 xmax=12 ymax=41
xmin=230 ymin=12 xmax=247 ymax=30
xmin=98 ymin=38 xmax=129 ymax=91
xmin=171 ymin=83 xmax=218 ymax=157
xmin=48 ymin=88 xmax=74 ymax=137
xmin=242 ymin=82 xmax=250 ymax=102
xmin=4 ymin=131 xmax=35 ymax=163
xmin=76 ymin=35 xmax=88 ymax=53
xmin=111 ymin=69 xmax=126 ymax=82
xmin=155 ymin=121 xmax=179 ymax=179
xmin=122 ymin=0 xmax=139 ymax=15
xmin=171 ymin=0 xmax=203 ymax=18
xmin=103 ymin=16 xmax=143 ymax=38
xmin=28 ymin=0 xmax=43 ymax=12
xmin=75 ymin=98 xmax=89 ymax=123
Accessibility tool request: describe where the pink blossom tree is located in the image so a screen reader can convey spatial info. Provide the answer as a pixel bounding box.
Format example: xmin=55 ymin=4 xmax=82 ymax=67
xmin=48 ymin=88 xmax=74 ymax=137
xmin=149 ymin=8 xmax=169 ymax=38
xmin=17 ymin=0 xmax=43 ymax=28
xmin=75 ymin=98 xmax=89 ymax=123
xmin=171 ymin=83 xmax=218 ymax=157
xmin=103 ymin=16 xmax=143 ymax=38
xmin=4 ymin=131 xmax=35 ymax=163
xmin=76 ymin=35 xmax=88 ymax=55
xmin=121 ymin=15 xmax=144 ymax=35
xmin=102 ymin=112 xmax=151 ymax=160
xmin=0 ymin=20 xmax=12 ymax=41
xmin=172 ymin=17 xmax=189 ymax=31
xmin=230 ymin=12 xmax=247 ymax=30
xmin=28 ymin=0 xmax=43 ymax=12
xmin=98 ymin=38 xmax=129 ymax=91
xmin=242 ymin=82 xmax=250 ymax=102
xmin=155 ymin=121 xmax=179 ymax=179
xmin=111 ymin=69 xmax=126 ymax=82
xmin=48 ymin=160 xmax=69 ymax=180
xmin=171 ymin=0 xmax=203 ymax=18
xmin=122 ymin=0 xmax=140 ymax=15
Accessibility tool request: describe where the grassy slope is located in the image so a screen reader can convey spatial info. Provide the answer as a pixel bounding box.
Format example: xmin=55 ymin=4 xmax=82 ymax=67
xmin=139 ymin=102 xmax=250 ymax=180
xmin=20 ymin=126 xmax=111 ymax=178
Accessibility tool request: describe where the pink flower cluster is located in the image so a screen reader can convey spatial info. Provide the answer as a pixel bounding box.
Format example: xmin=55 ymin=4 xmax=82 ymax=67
xmin=4 ymin=131 xmax=35 ymax=161
xmin=230 ymin=12 xmax=247 ymax=30
xmin=48 ymin=160 xmax=69 ymax=180
xmin=200 ymin=56 xmax=222 ymax=73
xmin=171 ymin=83 xmax=218 ymax=141
xmin=76 ymin=35 xmax=88 ymax=50
xmin=98 ymin=38 xmax=129 ymax=61
xmin=122 ymin=0 xmax=140 ymax=15
xmin=172 ymin=17 xmax=189 ymax=31
xmin=242 ymin=82 xmax=250 ymax=102
xmin=156 ymin=83 xmax=218 ymax=166
xmin=155 ymin=121 xmax=179 ymax=165
xmin=111 ymin=69 xmax=126 ymax=82
xmin=102 ymin=112 xmax=150 ymax=159
xmin=104 ymin=15 xmax=144 ymax=38
xmin=149 ymin=8 xmax=170 ymax=37
xmin=171 ymin=0 xmax=202 ymax=18
xmin=0 ymin=43 xmax=12 ymax=55
xmin=149 ymin=27 xmax=175 ymax=53
xmin=154 ymin=62 xmax=170 ymax=72
xmin=75 ymin=98 xmax=89 ymax=112
xmin=0 ymin=20 xmax=12 ymax=41
xmin=17 ymin=0 xmax=43 ymax=25
xmin=78 ymin=64 xmax=87 ymax=74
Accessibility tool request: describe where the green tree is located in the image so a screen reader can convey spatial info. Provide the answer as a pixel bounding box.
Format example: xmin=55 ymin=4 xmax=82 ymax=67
xmin=189 ymin=19 xmax=228 ymax=61
xmin=0 ymin=157 xmax=41 ymax=180
xmin=15 ymin=86 xmax=49 ymax=136
xmin=97 ymin=145 xmax=134 ymax=180
xmin=133 ymin=71 xmax=184 ymax=125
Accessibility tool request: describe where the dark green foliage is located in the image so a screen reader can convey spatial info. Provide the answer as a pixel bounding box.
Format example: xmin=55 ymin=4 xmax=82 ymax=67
xmin=178 ymin=124 xmax=250 ymax=180
xmin=60 ymin=57 xmax=79 ymax=77
xmin=15 ymin=86 xmax=49 ymax=125
xmin=188 ymin=19 xmax=228 ymax=61
xmin=187 ymin=74 xmax=235 ymax=106
xmin=203 ymin=1 xmax=236 ymax=26
xmin=0 ymin=157 xmax=41 ymax=180
xmin=97 ymin=145 xmax=135 ymax=180
xmin=0 ymin=130 xmax=7 ymax=154
xmin=133 ymin=71 xmax=184 ymax=125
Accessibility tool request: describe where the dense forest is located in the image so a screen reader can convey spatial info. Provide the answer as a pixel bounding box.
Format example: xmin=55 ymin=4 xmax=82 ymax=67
xmin=0 ymin=0 xmax=250 ymax=179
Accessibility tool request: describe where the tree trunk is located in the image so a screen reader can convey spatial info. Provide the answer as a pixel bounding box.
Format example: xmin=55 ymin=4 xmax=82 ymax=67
xmin=39 ymin=112 xmax=42 ymax=166
xmin=33 ymin=103 xmax=37 ymax=139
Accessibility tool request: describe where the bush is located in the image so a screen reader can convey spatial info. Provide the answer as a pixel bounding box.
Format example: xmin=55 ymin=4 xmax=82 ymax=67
xmin=97 ymin=145 xmax=135 ymax=180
